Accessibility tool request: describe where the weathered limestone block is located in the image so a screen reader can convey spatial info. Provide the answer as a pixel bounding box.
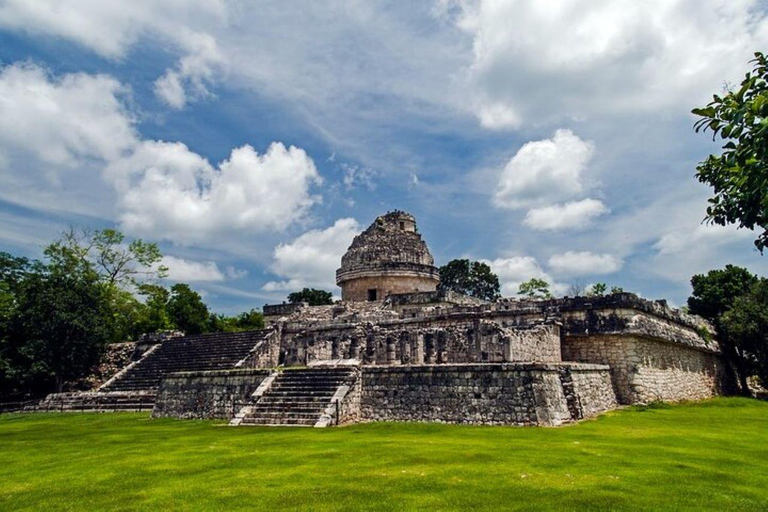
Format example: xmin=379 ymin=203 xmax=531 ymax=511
xmin=562 ymin=335 xmax=722 ymax=404
xmin=358 ymin=363 xmax=615 ymax=426
xmin=152 ymin=369 xmax=270 ymax=419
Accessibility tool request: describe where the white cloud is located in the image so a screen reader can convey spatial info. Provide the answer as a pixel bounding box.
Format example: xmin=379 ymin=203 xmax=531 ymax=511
xmin=0 ymin=62 xmax=323 ymax=244
xmin=485 ymin=256 xmax=562 ymax=297
xmin=449 ymin=0 xmax=768 ymax=127
xmin=263 ymin=218 xmax=361 ymax=292
xmin=548 ymin=251 xmax=623 ymax=276
xmin=654 ymin=224 xmax=754 ymax=255
xmin=162 ymin=256 xmax=226 ymax=282
xmin=340 ymin=163 xmax=376 ymax=191
xmin=0 ymin=63 xmax=135 ymax=167
xmin=0 ymin=0 xmax=227 ymax=109
xmin=153 ymin=71 xmax=186 ymax=109
xmin=524 ymin=198 xmax=608 ymax=231
xmin=108 ymin=141 xmax=322 ymax=243
xmin=0 ymin=62 xmax=135 ymax=214
xmin=494 ymin=129 xmax=594 ymax=209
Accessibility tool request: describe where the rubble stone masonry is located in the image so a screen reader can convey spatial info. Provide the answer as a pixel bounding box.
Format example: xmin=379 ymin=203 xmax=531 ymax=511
xmin=359 ymin=363 xmax=616 ymax=426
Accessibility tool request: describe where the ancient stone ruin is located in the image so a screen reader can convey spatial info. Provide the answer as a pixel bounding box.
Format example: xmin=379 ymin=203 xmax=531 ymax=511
xmin=37 ymin=211 xmax=724 ymax=427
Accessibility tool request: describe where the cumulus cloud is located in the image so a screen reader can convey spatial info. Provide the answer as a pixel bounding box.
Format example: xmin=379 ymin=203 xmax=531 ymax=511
xmin=448 ymin=0 xmax=768 ymax=127
xmin=108 ymin=141 xmax=321 ymax=243
xmin=0 ymin=0 xmax=227 ymax=109
xmin=494 ymin=129 xmax=594 ymax=209
xmin=0 ymin=62 xmax=323 ymax=244
xmin=161 ymin=256 xmax=226 ymax=282
xmin=263 ymin=218 xmax=361 ymax=292
xmin=523 ymin=198 xmax=608 ymax=231
xmin=548 ymin=251 xmax=623 ymax=276
xmin=0 ymin=62 xmax=135 ymax=167
xmin=484 ymin=256 xmax=563 ymax=297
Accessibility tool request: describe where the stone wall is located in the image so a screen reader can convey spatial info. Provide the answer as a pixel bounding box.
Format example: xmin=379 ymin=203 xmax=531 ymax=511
xmin=562 ymin=335 xmax=723 ymax=404
xmin=359 ymin=363 xmax=616 ymax=426
xmin=339 ymin=272 xmax=439 ymax=302
xmin=152 ymin=369 xmax=270 ymax=419
xmin=280 ymin=320 xmax=560 ymax=367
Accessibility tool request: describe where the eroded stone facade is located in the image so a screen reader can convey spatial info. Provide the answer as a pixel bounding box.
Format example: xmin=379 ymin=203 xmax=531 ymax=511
xmin=336 ymin=211 xmax=440 ymax=301
xmin=149 ymin=211 xmax=726 ymax=426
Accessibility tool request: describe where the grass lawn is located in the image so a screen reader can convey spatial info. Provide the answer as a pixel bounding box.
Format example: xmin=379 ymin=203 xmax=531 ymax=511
xmin=1 ymin=398 xmax=766 ymax=511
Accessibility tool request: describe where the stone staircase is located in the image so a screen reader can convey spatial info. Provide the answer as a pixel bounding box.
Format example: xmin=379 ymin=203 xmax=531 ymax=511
xmin=100 ymin=330 xmax=270 ymax=392
xmin=34 ymin=391 xmax=156 ymax=412
xmin=234 ymin=367 xmax=357 ymax=427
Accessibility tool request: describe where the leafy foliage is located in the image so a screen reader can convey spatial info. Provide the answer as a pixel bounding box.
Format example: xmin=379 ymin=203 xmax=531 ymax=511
xmin=438 ymin=259 xmax=501 ymax=301
xmin=692 ymin=52 xmax=768 ymax=252
xmin=210 ymin=309 xmax=265 ymax=332
xmin=518 ymin=278 xmax=552 ymax=299
xmin=688 ymin=265 xmax=760 ymax=394
xmin=6 ymin=270 xmax=110 ymax=393
xmin=687 ymin=265 xmax=758 ymax=323
xmin=167 ymin=284 xmax=210 ymax=335
xmin=587 ymin=282 xmax=607 ymax=297
xmin=45 ymin=228 xmax=167 ymax=287
xmin=721 ymin=278 xmax=768 ymax=387
xmin=287 ymin=288 xmax=334 ymax=306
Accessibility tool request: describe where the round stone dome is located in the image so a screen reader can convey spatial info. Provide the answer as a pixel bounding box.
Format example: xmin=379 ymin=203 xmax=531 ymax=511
xmin=336 ymin=211 xmax=440 ymax=302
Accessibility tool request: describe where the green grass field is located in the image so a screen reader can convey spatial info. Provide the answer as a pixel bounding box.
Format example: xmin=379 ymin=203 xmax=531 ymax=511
xmin=1 ymin=398 xmax=766 ymax=511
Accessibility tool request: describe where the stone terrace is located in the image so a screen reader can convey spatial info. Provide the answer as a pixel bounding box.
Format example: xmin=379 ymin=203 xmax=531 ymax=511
xmin=101 ymin=330 xmax=271 ymax=392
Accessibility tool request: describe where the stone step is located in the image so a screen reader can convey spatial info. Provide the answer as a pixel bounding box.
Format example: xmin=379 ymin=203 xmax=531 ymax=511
xmin=272 ymin=381 xmax=344 ymax=389
xmin=264 ymin=390 xmax=336 ymax=397
xmin=239 ymin=417 xmax=316 ymax=426
xmin=257 ymin=396 xmax=330 ymax=404
xmin=241 ymin=411 xmax=321 ymax=421
xmin=250 ymin=405 xmax=326 ymax=414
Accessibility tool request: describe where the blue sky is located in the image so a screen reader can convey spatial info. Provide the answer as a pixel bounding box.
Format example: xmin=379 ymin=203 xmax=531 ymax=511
xmin=0 ymin=1 xmax=767 ymax=314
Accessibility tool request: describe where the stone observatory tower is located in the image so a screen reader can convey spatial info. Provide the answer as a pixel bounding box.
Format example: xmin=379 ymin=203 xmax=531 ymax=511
xmin=336 ymin=210 xmax=440 ymax=302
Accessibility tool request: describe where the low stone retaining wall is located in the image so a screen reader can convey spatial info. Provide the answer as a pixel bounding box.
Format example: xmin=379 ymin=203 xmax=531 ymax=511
xmin=359 ymin=363 xmax=616 ymax=426
xmin=152 ymin=369 xmax=270 ymax=419
xmin=562 ymin=335 xmax=723 ymax=404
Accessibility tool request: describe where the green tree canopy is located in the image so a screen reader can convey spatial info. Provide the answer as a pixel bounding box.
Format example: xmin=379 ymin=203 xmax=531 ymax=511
xmin=688 ymin=265 xmax=758 ymax=323
xmin=167 ymin=283 xmax=210 ymax=335
xmin=45 ymin=228 xmax=167 ymax=287
xmin=688 ymin=265 xmax=760 ymax=395
xmin=437 ymin=259 xmax=501 ymax=301
xmin=721 ymin=278 xmax=768 ymax=388
xmin=692 ymin=52 xmax=768 ymax=252
xmin=287 ymin=288 xmax=334 ymax=306
xmin=7 ymin=269 xmax=110 ymax=393
xmin=518 ymin=278 xmax=552 ymax=299
xmin=210 ymin=309 xmax=265 ymax=332
xmin=586 ymin=283 xmax=607 ymax=297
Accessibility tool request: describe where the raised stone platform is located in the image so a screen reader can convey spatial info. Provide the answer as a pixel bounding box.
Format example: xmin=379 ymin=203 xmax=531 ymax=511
xmin=359 ymin=363 xmax=616 ymax=426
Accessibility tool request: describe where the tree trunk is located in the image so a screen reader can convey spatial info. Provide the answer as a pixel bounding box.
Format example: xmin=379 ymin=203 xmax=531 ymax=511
xmin=734 ymin=351 xmax=752 ymax=397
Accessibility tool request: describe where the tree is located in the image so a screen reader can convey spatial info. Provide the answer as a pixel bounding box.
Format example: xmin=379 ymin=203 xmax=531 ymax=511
xmin=518 ymin=278 xmax=552 ymax=299
xmin=287 ymin=288 xmax=334 ymax=306
xmin=134 ymin=284 xmax=172 ymax=336
xmin=587 ymin=283 xmax=607 ymax=297
xmin=692 ymin=52 xmax=768 ymax=252
xmin=437 ymin=259 xmax=501 ymax=301
xmin=721 ymin=278 xmax=768 ymax=388
xmin=688 ymin=265 xmax=759 ymax=394
xmin=210 ymin=309 xmax=265 ymax=332
xmin=7 ymin=269 xmax=110 ymax=393
xmin=167 ymin=283 xmax=210 ymax=335
xmin=45 ymin=228 xmax=167 ymax=287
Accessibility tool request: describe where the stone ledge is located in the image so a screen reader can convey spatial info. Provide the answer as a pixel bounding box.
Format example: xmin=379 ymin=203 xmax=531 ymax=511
xmin=363 ymin=362 xmax=611 ymax=373
xmin=164 ymin=368 xmax=272 ymax=379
